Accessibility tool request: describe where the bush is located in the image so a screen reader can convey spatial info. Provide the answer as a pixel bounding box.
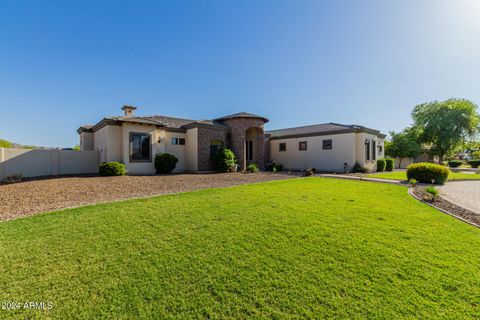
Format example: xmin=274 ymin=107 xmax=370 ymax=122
xmin=246 ymin=163 xmax=259 ymax=173
xmin=406 ymin=162 xmax=450 ymax=184
xmin=352 ymin=162 xmax=368 ymax=173
xmin=265 ymin=161 xmax=284 ymax=172
xmin=213 ymin=148 xmax=236 ymax=172
xmin=376 ymin=159 xmax=386 ymax=172
xmin=408 ymin=178 xmax=417 ymax=186
xmin=99 ymin=162 xmax=126 ymax=176
xmin=385 ymin=158 xmax=394 ymax=171
xmin=303 ymin=168 xmax=316 ymax=176
xmin=447 ymin=160 xmax=463 ymax=168
xmin=468 ymin=159 xmax=480 ymax=168
xmin=154 ymin=153 xmax=178 ymax=174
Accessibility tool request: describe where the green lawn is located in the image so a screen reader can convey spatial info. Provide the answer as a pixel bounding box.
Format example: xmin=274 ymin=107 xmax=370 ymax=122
xmin=366 ymin=170 xmax=480 ymax=182
xmin=1 ymin=178 xmax=479 ymax=319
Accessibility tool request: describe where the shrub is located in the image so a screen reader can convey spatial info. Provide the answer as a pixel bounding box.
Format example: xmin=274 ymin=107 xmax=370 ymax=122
xmin=425 ymin=186 xmax=439 ymax=201
xmin=99 ymin=162 xmax=126 ymax=176
xmin=472 ymin=151 xmax=480 ymax=160
xmin=213 ymin=148 xmax=236 ymax=173
xmin=154 ymin=153 xmax=178 ymax=174
xmin=265 ymin=161 xmax=284 ymax=172
xmin=447 ymin=160 xmax=463 ymax=168
xmin=303 ymin=168 xmax=316 ymax=176
xmin=408 ymin=178 xmax=417 ymax=186
xmin=406 ymin=162 xmax=450 ymax=184
xmin=385 ymin=158 xmax=394 ymax=171
xmin=468 ymin=159 xmax=480 ymax=168
xmin=352 ymin=162 xmax=368 ymax=173
xmin=376 ymin=159 xmax=386 ymax=172
xmin=246 ymin=163 xmax=259 ymax=173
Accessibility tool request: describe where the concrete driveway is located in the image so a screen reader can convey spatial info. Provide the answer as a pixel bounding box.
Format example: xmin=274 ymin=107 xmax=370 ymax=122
xmin=440 ymin=181 xmax=480 ymax=214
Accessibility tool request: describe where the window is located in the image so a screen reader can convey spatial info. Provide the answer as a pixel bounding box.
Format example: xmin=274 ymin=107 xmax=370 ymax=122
xmin=210 ymin=140 xmax=224 ymax=160
xmin=322 ymin=139 xmax=333 ymax=150
xmin=365 ymin=139 xmax=371 ymax=161
xmin=171 ymin=137 xmax=185 ymax=145
xmin=372 ymin=140 xmax=376 ymax=161
xmin=378 ymin=145 xmax=383 ymax=155
xmin=246 ymin=140 xmax=253 ymax=161
xmin=299 ymin=141 xmax=307 ymax=151
xmin=130 ymin=133 xmax=151 ymax=162
xmin=279 ymin=143 xmax=287 ymax=152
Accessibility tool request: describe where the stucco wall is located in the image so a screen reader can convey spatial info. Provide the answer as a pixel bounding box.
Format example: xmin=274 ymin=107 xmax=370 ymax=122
xmin=80 ymin=132 xmax=94 ymax=151
xmin=355 ymin=133 xmax=384 ymax=171
xmin=163 ymin=131 xmax=187 ymax=172
xmin=0 ymin=148 xmax=99 ymax=180
xmin=93 ymin=125 xmax=123 ymax=163
xmin=270 ymin=133 xmax=357 ymax=172
xmin=185 ymin=128 xmax=198 ymax=172
xmin=121 ymin=123 xmax=158 ymax=174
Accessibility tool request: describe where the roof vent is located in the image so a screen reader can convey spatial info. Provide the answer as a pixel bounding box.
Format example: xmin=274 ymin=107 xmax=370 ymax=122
xmin=121 ymin=105 xmax=137 ymax=117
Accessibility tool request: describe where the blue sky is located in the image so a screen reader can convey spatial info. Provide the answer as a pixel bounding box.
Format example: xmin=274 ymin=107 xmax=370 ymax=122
xmin=1 ymin=0 xmax=479 ymax=147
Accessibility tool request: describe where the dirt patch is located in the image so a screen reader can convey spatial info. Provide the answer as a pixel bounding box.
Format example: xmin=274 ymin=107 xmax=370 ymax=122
xmin=412 ymin=185 xmax=480 ymax=227
xmin=0 ymin=173 xmax=296 ymax=222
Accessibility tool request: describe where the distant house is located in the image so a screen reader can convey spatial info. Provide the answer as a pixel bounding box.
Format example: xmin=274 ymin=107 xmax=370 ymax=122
xmin=78 ymin=106 xmax=386 ymax=173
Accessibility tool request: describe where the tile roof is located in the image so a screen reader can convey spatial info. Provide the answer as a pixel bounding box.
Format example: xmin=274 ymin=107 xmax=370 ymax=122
xmin=267 ymin=123 xmax=385 ymax=139
xmin=214 ymin=112 xmax=269 ymax=123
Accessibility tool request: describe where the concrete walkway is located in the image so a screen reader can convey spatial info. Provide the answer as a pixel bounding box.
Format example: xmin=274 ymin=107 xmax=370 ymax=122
xmin=440 ymin=181 xmax=480 ymax=214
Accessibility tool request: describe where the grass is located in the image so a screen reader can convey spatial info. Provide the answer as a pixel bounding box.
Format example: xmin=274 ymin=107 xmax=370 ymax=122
xmin=1 ymin=178 xmax=479 ymax=319
xmin=366 ymin=170 xmax=480 ymax=182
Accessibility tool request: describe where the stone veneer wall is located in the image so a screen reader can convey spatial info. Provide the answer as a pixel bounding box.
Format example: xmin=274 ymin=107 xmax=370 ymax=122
xmin=196 ymin=126 xmax=229 ymax=171
xmin=220 ymin=118 xmax=266 ymax=170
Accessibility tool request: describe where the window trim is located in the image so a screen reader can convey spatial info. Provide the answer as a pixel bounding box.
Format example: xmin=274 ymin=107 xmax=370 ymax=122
xmin=171 ymin=137 xmax=186 ymax=145
xmin=279 ymin=142 xmax=287 ymax=152
xmin=299 ymin=141 xmax=307 ymax=151
xmin=322 ymin=139 xmax=333 ymax=150
xmin=129 ymin=132 xmax=152 ymax=163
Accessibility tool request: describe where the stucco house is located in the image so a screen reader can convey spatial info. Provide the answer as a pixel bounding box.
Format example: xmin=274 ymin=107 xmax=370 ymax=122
xmin=78 ymin=106 xmax=385 ymax=173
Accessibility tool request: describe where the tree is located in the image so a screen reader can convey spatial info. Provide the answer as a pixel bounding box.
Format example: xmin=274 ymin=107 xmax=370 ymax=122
xmin=73 ymin=145 xmax=80 ymax=151
xmin=0 ymin=139 xmax=12 ymax=148
xmin=385 ymin=128 xmax=422 ymax=168
xmin=411 ymin=98 xmax=480 ymax=163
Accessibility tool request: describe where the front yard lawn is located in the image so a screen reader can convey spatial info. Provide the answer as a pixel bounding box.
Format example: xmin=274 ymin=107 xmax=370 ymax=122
xmin=1 ymin=178 xmax=479 ymax=318
xmin=366 ymin=170 xmax=480 ymax=182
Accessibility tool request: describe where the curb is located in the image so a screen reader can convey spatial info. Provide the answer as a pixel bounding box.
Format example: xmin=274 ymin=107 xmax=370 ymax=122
xmin=407 ymin=188 xmax=480 ymax=229
xmin=318 ymin=174 xmax=404 ymax=185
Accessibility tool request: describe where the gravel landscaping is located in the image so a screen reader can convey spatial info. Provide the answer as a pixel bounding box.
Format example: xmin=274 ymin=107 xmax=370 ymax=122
xmin=0 ymin=173 xmax=296 ymax=221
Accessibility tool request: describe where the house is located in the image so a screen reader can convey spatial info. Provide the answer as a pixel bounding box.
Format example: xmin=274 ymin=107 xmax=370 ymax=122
xmin=78 ymin=106 xmax=386 ymax=173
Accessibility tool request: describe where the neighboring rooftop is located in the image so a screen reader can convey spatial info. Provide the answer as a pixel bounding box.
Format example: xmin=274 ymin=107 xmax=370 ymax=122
xmin=267 ymin=123 xmax=386 ymax=139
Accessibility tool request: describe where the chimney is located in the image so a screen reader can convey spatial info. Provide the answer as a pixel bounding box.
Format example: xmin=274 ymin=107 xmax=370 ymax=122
xmin=121 ymin=105 xmax=137 ymax=117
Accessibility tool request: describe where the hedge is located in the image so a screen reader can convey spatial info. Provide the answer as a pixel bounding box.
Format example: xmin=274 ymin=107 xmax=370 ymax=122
xmin=385 ymin=158 xmax=394 ymax=171
xmin=447 ymin=160 xmax=463 ymax=168
xmin=468 ymin=159 xmax=480 ymax=168
xmin=406 ymin=162 xmax=450 ymax=184
xmin=99 ymin=162 xmax=126 ymax=176
xmin=376 ymin=159 xmax=386 ymax=172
